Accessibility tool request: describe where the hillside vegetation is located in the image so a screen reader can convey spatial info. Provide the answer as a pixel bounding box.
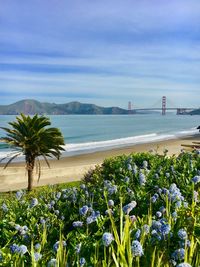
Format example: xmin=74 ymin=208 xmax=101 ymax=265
xmin=0 ymin=100 xmax=135 ymax=115
xmin=189 ymin=109 xmax=200 ymax=115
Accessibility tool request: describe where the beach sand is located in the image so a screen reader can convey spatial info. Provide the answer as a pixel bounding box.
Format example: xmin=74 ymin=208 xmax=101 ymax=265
xmin=0 ymin=135 xmax=199 ymax=192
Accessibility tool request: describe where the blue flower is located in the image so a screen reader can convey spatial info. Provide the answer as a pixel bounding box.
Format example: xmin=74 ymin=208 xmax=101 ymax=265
xmin=194 ymin=191 xmax=199 ymax=202
xmin=108 ymin=199 xmax=114 ymax=207
xmin=18 ymin=245 xmax=27 ymax=255
xmin=172 ymin=248 xmax=185 ymax=260
xmin=72 ymin=221 xmax=83 ymax=228
xmin=86 ymin=215 xmax=97 ymax=224
xmin=47 ymin=203 xmax=53 ymax=210
xmin=165 ymin=172 xmax=170 ymax=178
xmin=14 ymin=224 xmax=21 ymax=231
xmin=176 ymin=263 xmax=192 ymax=267
xmin=108 ymin=185 xmax=118 ymax=195
xmin=14 ymin=224 xmax=28 ymax=235
xmin=10 ymin=244 xmax=20 ymax=254
xmin=171 ymin=211 xmax=177 ymax=220
xmin=152 ymin=220 xmax=162 ymax=230
xmin=102 ymin=232 xmax=114 ymax=247
xmin=34 ymin=243 xmax=41 ymax=251
xmin=92 ymin=210 xmax=100 ymax=217
xmin=127 ymin=164 xmax=132 ymax=171
xmin=23 ymin=225 xmax=28 ymax=231
xmin=1 ymin=203 xmax=8 ymax=212
xmin=134 ymin=229 xmax=141 ymax=240
xmin=157 ymin=187 xmax=162 ymax=194
xmin=105 ymin=209 xmax=114 ymax=216
xmin=156 ymin=211 xmax=162 ymax=218
xmin=171 ymin=165 xmax=175 ymax=172
xmin=139 ymin=172 xmax=146 ymax=186
xmin=131 ymin=240 xmax=143 ymax=257
xmin=124 ymin=176 xmax=130 ymax=183
xmin=142 ymin=224 xmax=150 ymax=234
xmin=16 ymin=190 xmax=23 ymax=200
xmin=151 ymin=230 xmax=161 ymax=241
xmin=54 ymin=210 xmax=59 ymax=216
xmin=162 ymin=188 xmax=169 ymax=195
xmin=132 ymin=165 xmax=138 ymax=175
xmin=129 ymin=215 xmax=137 ymax=223
xmin=39 ymin=218 xmax=46 ymax=225
xmin=151 ymin=194 xmax=159 ymax=203
xmin=20 ymin=226 xmax=28 ymax=235
xmin=178 ymin=229 xmax=187 ymax=240
xmin=34 ymin=252 xmax=42 ymax=262
xmin=50 ymin=200 xmax=55 ymax=206
xmin=75 ymin=243 xmax=81 ymax=254
xmin=104 ymin=180 xmax=111 ymax=187
xmin=175 ymin=201 xmax=182 ymax=208
xmin=80 ymin=184 xmax=86 ymax=190
xmin=127 ymin=188 xmax=134 ymax=196
xmin=80 ymin=257 xmax=86 ymax=266
xmin=79 ymin=205 xmax=89 ymax=216
xmin=123 ymin=201 xmax=137 ymax=215
xmin=191 ymin=175 xmax=200 ymax=184
xmin=53 ymin=241 xmax=66 ymax=252
xmin=160 ymin=224 xmax=171 ymax=236
xmin=169 ymin=259 xmax=177 ymax=266
xmin=159 ymin=206 xmax=166 ymax=213
xmin=169 ymin=184 xmax=183 ymax=203
xmin=55 ymin=192 xmax=61 ymax=199
xmin=30 ymin=198 xmax=38 ymax=208
xmin=143 ymin=160 xmax=148 ymax=168
xmin=179 ymin=240 xmax=191 ymax=248
xmin=48 ymin=258 xmax=57 ymax=267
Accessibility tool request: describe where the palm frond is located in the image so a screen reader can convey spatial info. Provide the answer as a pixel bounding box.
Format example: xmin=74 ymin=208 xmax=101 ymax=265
xmin=36 ymin=158 xmax=41 ymax=183
xmin=2 ymin=152 xmax=22 ymax=169
xmin=41 ymin=154 xmax=51 ymax=168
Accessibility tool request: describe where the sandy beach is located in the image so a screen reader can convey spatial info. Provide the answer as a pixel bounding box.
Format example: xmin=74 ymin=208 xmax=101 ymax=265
xmin=0 ymin=134 xmax=199 ymax=192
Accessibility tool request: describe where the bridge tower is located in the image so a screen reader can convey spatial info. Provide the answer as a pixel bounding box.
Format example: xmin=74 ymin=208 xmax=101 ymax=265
xmin=128 ymin=101 xmax=132 ymax=114
xmin=162 ymin=96 xmax=166 ymax=115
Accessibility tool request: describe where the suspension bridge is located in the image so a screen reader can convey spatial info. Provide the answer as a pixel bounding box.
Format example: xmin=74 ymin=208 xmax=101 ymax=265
xmin=128 ymin=96 xmax=196 ymax=115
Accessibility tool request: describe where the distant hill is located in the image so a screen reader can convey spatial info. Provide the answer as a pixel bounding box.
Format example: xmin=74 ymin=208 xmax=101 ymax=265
xmin=0 ymin=99 xmax=140 ymax=115
xmin=189 ymin=109 xmax=200 ymax=115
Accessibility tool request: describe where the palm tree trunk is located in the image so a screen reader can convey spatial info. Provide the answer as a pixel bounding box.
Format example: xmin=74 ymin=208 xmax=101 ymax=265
xmin=26 ymin=157 xmax=35 ymax=191
xmin=28 ymin=169 xmax=34 ymax=191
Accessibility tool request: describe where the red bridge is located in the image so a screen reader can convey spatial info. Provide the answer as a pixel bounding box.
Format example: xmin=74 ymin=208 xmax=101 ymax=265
xmin=128 ymin=96 xmax=196 ymax=115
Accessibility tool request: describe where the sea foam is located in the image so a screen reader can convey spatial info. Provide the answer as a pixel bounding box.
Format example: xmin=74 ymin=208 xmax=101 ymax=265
xmin=0 ymin=128 xmax=198 ymax=161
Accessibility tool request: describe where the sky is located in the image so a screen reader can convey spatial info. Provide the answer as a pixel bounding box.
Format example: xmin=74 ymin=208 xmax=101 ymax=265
xmin=0 ymin=0 xmax=200 ymax=109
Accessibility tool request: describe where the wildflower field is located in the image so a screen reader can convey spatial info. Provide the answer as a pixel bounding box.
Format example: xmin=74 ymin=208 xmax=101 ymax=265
xmin=0 ymin=151 xmax=200 ymax=267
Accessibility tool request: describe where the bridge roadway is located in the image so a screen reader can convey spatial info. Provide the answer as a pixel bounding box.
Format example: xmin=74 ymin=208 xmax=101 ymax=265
xmin=133 ymin=108 xmax=194 ymax=111
xmin=132 ymin=107 xmax=195 ymax=115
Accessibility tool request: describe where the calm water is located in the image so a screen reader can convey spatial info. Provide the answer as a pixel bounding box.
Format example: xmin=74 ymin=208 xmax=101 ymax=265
xmin=0 ymin=114 xmax=199 ymax=158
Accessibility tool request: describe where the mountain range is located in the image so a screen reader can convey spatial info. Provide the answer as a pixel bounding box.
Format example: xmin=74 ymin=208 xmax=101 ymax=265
xmin=0 ymin=99 xmax=138 ymax=115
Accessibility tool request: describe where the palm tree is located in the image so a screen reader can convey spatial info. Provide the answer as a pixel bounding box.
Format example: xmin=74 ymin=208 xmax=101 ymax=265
xmin=0 ymin=114 xmax=65 ymax=191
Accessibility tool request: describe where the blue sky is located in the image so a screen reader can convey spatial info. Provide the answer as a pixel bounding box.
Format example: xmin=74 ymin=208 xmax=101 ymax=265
xmin=0 ymin=0 xmax=200 ymax=108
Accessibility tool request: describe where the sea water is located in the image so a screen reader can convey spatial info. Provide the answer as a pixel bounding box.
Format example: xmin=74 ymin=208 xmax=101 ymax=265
xmin=0 ymin=114 xmax=199 ymax=160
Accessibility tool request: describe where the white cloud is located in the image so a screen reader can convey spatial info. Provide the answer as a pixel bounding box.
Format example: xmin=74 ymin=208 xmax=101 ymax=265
xmin=0 ymin=0 xmax=200 ymax=108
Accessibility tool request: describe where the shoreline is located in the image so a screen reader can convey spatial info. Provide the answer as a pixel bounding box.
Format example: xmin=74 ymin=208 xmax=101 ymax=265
xmin=0 ymin=134 xmax=199 ymax=192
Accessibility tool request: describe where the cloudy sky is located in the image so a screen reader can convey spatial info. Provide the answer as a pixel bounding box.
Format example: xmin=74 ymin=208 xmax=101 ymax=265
xmin=0 ymin=0 xmax=199 ymax=108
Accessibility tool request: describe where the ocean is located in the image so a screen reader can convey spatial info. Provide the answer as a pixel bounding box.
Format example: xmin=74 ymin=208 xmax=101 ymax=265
xmin=0 ymin=114 xmax=199 ymax=160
